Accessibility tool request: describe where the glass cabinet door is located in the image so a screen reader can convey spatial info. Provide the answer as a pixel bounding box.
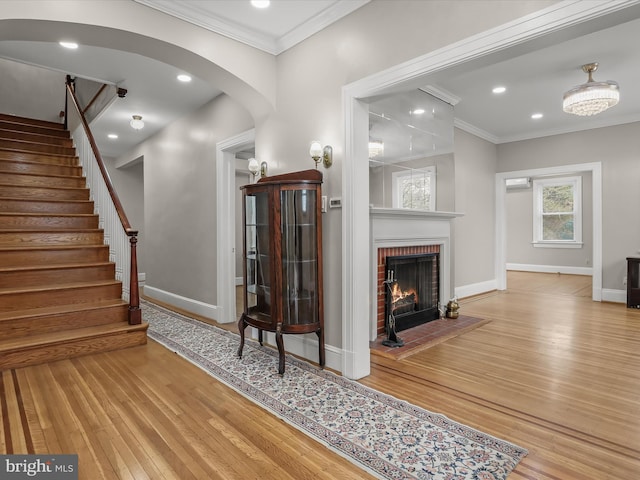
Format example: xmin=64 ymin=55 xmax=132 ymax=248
xmin=280 ymin=189 xmax=318 ymax=326
xmin=245 ymin=191 xmax=271 ymax=318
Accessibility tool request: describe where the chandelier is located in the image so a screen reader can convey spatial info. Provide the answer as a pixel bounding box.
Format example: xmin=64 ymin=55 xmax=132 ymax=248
xmin=563 ymin=63 xmax=619 ymax=116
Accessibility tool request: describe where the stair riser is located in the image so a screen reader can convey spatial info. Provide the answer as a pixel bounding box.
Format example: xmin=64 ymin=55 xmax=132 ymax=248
xmin=0 ymin=150 xmax=77 ymax=166
xmin=0 ymin=230 xmax=104 ymax=247
xmin=0 ymin=330 xmax=147 ymax=370
xmin=0 ymin=214 xmax=98 ymax=229
xmin=0 ymin=264 xmax=115 ymax=288
xmin=0 ymin=304 xmax=129 ymax=339
xmin=0 ymin=159 xmax=82 ymax=176
xmin=0 ymin=114 xmax=66 ymax=132
xmin=0 ymin=283 xmax=123 ymax=312
xmin=0 ymin=199 xmax=94 ymax=214
xmin=0 ymin=172 xmax=85 ymax=188
xmin=0 ymin=129 xmax=73 ymax=147
xmin=0 ymin=139 xmax=76 ymax=156
xmin=0 ymin=246 xmax=110 ymax=267
xmin=0 ymin=185 xmax=89 ymax=201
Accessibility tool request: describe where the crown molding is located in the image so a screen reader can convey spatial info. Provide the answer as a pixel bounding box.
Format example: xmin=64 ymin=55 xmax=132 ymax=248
xmin=134 ymin=0 xmax=370 ymax=55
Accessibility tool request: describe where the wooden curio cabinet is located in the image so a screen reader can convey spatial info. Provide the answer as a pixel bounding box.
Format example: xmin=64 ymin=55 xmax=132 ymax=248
xmin=237 ymin=169 xmax=325 ymax=374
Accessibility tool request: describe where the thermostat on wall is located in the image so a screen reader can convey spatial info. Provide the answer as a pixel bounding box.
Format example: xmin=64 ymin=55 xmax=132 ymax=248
xmin=329 ymin=197 xmax=342 ymax=208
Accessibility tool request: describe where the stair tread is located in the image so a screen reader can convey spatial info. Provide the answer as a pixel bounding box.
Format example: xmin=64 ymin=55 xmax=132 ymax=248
xmin=0 ymin=227 xmax=102 ymax=231
xmin=0 ymin=212 xmax=96 ymax=216
xmin=0 ymin=169 xmax=84 ymax=180
xmin=0 ymin=299 xmax=128 ymax=321
xmin=0 ymin=261 xmax=113 ymax=273
xmin=0 ymin=147 xmax=77 ymax=159
xmin=0 ymin=244 xmax=107 ymax=251
xmin=0 ymin=279 xmax=121 ymax=295
xmin=0 ymin=196 xmax=91 ymax=203
xmin=0 ymin=321 xmax=148 ymax=351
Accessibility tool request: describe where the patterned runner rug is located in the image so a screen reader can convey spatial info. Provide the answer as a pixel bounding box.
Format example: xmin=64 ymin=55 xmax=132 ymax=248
xmin=143 ymin=300 xmax=527 ymax=480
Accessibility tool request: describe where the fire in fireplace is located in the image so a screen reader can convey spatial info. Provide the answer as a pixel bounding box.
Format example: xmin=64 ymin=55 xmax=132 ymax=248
xmin=384 ymin=253 xmax=439 ymax=332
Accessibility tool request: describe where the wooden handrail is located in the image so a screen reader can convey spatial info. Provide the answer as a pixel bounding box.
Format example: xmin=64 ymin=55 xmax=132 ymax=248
xmin=65 ymin=75 xmax=142 ymax=324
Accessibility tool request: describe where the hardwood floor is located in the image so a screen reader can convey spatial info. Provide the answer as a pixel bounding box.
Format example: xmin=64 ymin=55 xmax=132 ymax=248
xmin=2 ymin=272 xmax=639 ymax=479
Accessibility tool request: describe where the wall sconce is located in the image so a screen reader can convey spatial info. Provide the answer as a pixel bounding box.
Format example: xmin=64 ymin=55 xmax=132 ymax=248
xmin=248 ymin=157 xmax=260 ymax=177
xmin=130 ymin=115 xmax=144 ymax=130
xmin=248 ymin=158 xmax=268 ymax=179
xmin=309 ymin=141 xmax=332 ymax=169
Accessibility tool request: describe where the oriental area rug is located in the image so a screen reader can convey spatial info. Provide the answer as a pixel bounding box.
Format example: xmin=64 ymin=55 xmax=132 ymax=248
xmin=143 ymin=300 xmax=527 ymax=480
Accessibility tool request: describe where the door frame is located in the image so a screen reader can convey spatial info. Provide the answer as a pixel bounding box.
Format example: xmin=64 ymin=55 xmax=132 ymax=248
xmin=216 ymin=129 xmax=255 ymax=324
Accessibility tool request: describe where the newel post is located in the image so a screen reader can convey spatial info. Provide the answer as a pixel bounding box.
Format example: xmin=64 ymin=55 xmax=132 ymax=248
xmin=128 ymin=233 xmax=142 ymax=324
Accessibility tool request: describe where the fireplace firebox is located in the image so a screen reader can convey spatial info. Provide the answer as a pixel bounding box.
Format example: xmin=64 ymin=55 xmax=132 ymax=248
xmin=384 ymin=253 xmax=439 ymax=332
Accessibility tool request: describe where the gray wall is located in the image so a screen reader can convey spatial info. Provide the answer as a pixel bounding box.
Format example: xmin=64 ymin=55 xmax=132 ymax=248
xmin=453 ymin=128 xmax=498 ymax=289
xmin=118 ymin=94 xmax=253 ymax=305
xmin=104 ymin=158 xmax=146 ymax=275
xmin=0 ymin=57 xmax=65 ymax=122
xmin=497 ymin=122 xmax=640 ymax=290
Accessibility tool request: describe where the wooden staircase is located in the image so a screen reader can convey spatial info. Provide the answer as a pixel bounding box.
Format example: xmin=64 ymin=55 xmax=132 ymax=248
xmin=0 ymin=113 xmax=148 ymax=370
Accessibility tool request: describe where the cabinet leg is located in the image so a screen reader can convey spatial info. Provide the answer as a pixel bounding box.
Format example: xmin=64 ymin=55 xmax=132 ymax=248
xmin=316 ymin=329 xmax=325 ymax=368
xmin=258 ymin=329 xmax=263 ymax=346
xmin=276 ymin=329 xmax=285 ymax=375
xmin=237 ymin=315 xmax=247 ymax=358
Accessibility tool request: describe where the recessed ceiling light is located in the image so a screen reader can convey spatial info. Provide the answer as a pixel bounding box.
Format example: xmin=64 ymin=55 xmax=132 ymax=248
xmin=177 ymin=74 xmax=192 ymax=82
xmin=59 ymin=41 xmax=78 ymax=49
xmin=412 ymin=108 xmax=425 ymax=115
xmin=108 ymin=134 xmax=118 ymax=139
xmin=251 ymin=0 xmax=270 ymax=8
xmin=531 ymin=113 xmax=543 ymax=119
xmin=492 ymin=86 xmax=506 ymax=94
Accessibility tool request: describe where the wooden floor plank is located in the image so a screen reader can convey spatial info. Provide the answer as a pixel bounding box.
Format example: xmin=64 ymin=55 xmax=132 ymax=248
xmin=1 ymin=272 xmax=639 ymax=479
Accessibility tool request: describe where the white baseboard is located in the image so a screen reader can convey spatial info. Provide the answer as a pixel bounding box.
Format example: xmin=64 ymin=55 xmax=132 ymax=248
xmin=143 ymin=285 xmax=219 ymax=320
xmin=455 ymin=279 xmax=497 ymax=299
xmin=256 ymin=330 xmax=342 ymax=374
xmin=506 ymin=263 xmax=592 ymax=276
xmin=601 ymin=288 xmax=626 ymax=304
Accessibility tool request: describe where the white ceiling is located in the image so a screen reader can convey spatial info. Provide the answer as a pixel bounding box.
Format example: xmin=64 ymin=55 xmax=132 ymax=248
xmin=0 ymin=1 xmax=639 ymax=159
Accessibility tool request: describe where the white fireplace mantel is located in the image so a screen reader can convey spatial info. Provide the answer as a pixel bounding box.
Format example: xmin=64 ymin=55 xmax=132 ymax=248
xmin=369 ymin=208 xmax=464 ymax=341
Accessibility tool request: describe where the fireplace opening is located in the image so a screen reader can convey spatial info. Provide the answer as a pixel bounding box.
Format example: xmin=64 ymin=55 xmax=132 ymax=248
xmin=384 ymin=253 xmax=439 ymax=332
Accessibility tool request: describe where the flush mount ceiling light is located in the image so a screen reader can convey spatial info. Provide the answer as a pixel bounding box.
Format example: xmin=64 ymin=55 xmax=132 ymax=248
xmin=563 ymin=63 xmax=619 ymax=116
xmin=177 ymin=74 xmax=192 ymax=82
xmin=130 ymin=115 xmax=144 ymax=130
xmin=492 ymin=86 xmax=506 ymax=94
xmin=251 ymin=0 xmax=270 ymax=8
xmin=59 ymin=41 xmax=78 ymax=49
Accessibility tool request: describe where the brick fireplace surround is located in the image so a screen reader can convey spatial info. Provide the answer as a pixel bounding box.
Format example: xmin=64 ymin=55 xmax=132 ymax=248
xmin=376 ymin=245 xmax=440 ymax=336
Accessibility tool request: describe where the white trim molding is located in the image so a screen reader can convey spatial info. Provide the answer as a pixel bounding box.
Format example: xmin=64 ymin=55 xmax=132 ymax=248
xmin=455 ymin=279 xmax=498 ymax=300
xmin=507 ymin=263 xmax=593 ymax=276
xmin=144 ymin=285 xmax=219 ymax=320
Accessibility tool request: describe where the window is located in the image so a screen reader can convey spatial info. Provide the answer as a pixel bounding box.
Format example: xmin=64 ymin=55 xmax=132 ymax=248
xmin=392 ymin=167 xmax=436 ymax=211
xmin=533 ymin=176 xmax=582 ymax=248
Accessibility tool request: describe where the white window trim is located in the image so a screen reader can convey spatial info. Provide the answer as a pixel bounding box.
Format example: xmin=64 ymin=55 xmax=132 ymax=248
xmin=391 ymin=166 xmax=436 ymax=211
xmin=532 ymin=176 xmax=582 ymax=248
